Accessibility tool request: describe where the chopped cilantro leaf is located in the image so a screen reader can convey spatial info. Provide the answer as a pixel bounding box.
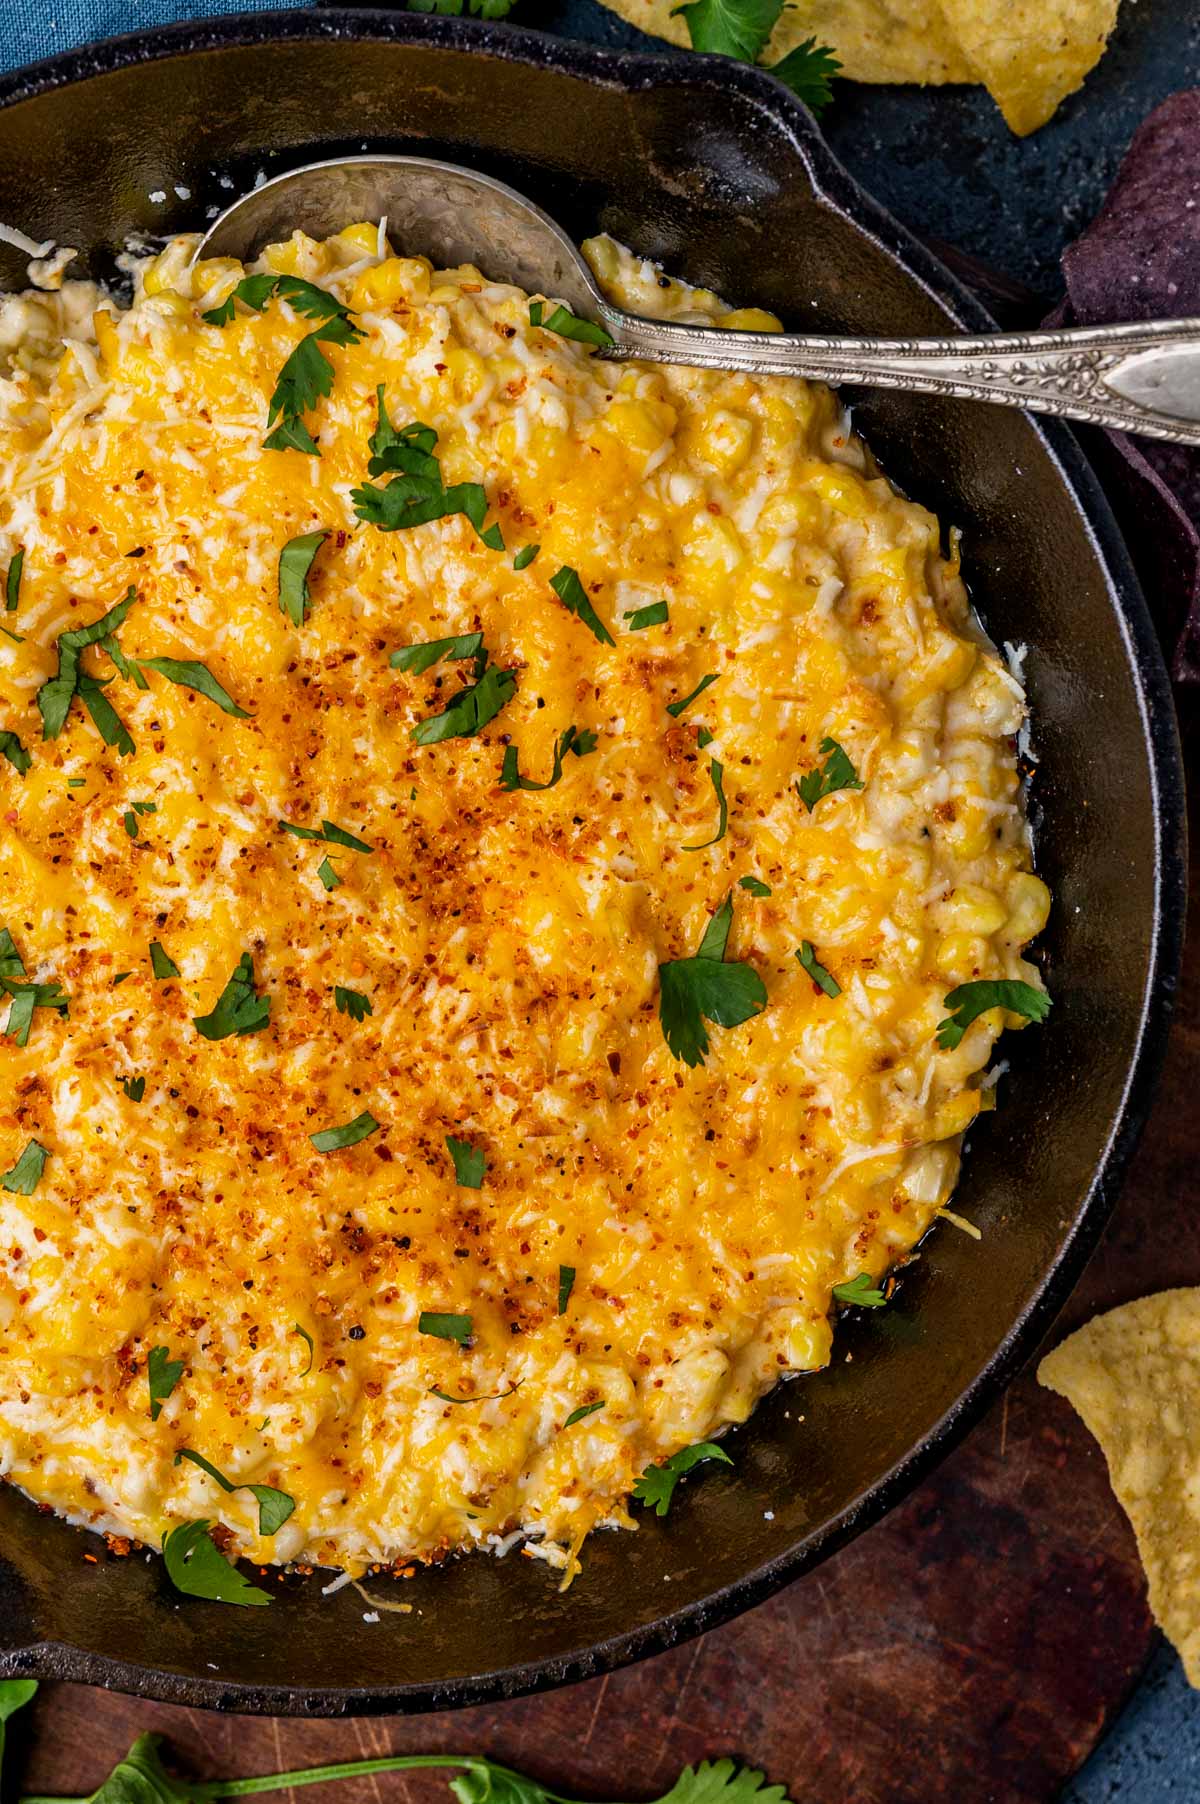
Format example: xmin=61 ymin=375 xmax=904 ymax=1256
xmin=277 ymin=530 xmax=329 ymax=628
xmin=390 ymin=633 xmax=484 ymax=676
xmin=528 ymin=299 xmax=614 ymax=348
xmin=936 ymin=979 xmax=1050 ymax=1051
xmin=192 ymin=952 xmax=270 ymax=1040
xmin=334 ymin=985 xmax=372 ymax=1021
xmin=739 ymin=876 xmax=771 ymax=896
xmin=500 ymin=723 xmax=597 ymax=792
xmin=431 ymin=1381 xmax=520 ymax=1405
xmin=136 ymin=656 xmax=249 ymax=719
xmin=1 ymin=979 xmax=68 ymax=1047
xmin=162 ymin=1520 xmax=272 ymax=1607
xmin=0 ymin=731 xmax=30 ymax=775
xmin=67 ymin=777 xmax=86 ymax=788
xmin=796 ymin=940 xmax=840 ymax=998
xmin=832 ymin=1271 xmax=888 ymax=1308
xmin=513 ymin=544 xmax=540 ymax=571
xmin=149 ymin=940 xmax=180 ymax=980
xmin=418 ymin=1311 xmax=473 ymax=1345
xmin=683 ymin=756 xmax=727 ymax=850
xmin=353 ymin=405 xmax=503 ymax=548
xmin=658 ymin=893 xmax=766 ymax=1067
xmin=1 ymin=1139 xmax=48 ymax=1195
xmin=558 ymin=1264 xmax=575 ymax=1314
xmin=280 ymin=818 xmax=373 ymax=853
xmin=667 ymin=671 xmax=718 ymax=719
xmin=446 ymin=1134 xmax=486 ymax=1188
xmin=795 ymin=737 xmax=863 ymax=812
xmin=147 ymin=1345 xmax=184 ymax=1420
xmin=633 ymin=1441 xmax=733 ymax=1516
xmin=564 ymin=1401 xmax=605 ymax=1427
xmin=175 ymin=1448 xmax=295 ymax=1536
xmin=317 ymin=856 xmax=340 ymax=891
xmin=5 ymin=549 xmax=22 ymax=612
xmin=0 ymin=929 xmax=25 ymax=980
xmin=549 ymin=565 xmax=614 ymax=647
xmin=624 ymin=600 xmax=669 ymax=630
xmin=37 ymin=590 xmax=140 ymax=755
xmin=411 ymin=663 xmax=516 ymax=745
xmin=121 ymin=1075 xmax=147 ymax=1101
xmin=111 ymin=972 xmax=132 ymax=986
xmin=310 ymin=1110 xmax=380 ymax=1153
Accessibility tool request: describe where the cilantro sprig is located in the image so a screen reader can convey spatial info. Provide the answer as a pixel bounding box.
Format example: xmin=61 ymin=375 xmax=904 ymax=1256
xmin=658 ymin=893 xmax=766 ymax=1067
xmin=633 ymin=1441 xmax=733 ymax=1516
xmin=203 ymin=275 xmax=365 ymax=455
xmin=5 ymin=1688 xmax=793 ymax=1804
xmin=670 ymin=0 xmax=839 ymax=115
xmin=936 ymin=978 xmax=1050 ymax=1050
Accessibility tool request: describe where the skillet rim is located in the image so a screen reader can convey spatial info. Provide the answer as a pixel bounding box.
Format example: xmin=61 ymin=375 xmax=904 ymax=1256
xmin=0 ymin=6 xmax=1187 ymax=1716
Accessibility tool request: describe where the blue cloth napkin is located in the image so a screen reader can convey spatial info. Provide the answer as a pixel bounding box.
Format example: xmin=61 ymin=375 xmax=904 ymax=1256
xmin=1 ymin=0 xmax=310 ymax=77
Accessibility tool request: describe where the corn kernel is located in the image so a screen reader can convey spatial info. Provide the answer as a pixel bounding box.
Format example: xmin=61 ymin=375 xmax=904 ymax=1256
xmin=718 ymin=306 xmax=782 ymax=334
xmin=931 ymin=1090 xmax=980 ymax=1141
xmin=334 ymin=221 xmax=382 ymax=256
xmin=944 ymin=884 xmax=1007 ymax=937
xmin=263 ymin=231 xmax=330 ymax=278
xmin=936 ymin=932 xmax=988 ymax=982
xmin=192 ymin=257 xmax=242 ymax=302
xmin=1006 ymin=871 xmax=1051 ymax=942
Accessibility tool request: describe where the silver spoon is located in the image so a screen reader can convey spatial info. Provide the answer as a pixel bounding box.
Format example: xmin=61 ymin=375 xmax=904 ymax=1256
xmin=197 ymin=153 xmax=1200 ymax=447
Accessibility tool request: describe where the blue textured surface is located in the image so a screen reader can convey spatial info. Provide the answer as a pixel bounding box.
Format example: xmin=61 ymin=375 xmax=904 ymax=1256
xmin=2 ymin=0 xmax=1200 ymax=1795
xmin=0 ymin=0 xmax=307 ymax=72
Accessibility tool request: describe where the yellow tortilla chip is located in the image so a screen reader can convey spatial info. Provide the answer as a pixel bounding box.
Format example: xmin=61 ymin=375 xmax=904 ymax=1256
xmin=1039 ymin=1289 xmax=1200 ymax=1688
xmin=594 ymin=0 xmax=975 ymax=86
xmin=937 ymin=0 xmax=1120 ymax=135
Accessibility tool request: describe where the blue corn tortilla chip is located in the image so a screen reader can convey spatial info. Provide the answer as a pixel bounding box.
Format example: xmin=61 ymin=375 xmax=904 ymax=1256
xmin=1055 ymin=90 xmax=1200 ymax=682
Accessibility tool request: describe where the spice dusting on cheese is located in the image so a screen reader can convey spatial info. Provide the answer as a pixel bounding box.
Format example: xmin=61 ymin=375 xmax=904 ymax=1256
xmin=0 ymin=224 xmax=1049 ymax=1583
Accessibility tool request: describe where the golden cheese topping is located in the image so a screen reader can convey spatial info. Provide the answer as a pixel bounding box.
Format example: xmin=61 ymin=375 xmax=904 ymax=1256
xmin=0 ymin=223 xmax=1049 ymax=1582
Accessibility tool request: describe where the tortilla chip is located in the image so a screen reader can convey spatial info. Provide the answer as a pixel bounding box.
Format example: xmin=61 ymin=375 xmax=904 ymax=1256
xmin=1039 ymin=1290 xmax=1200 ymax=1687
xmin=594 ymin=0 xmax=974 ymax=86
xmin=936 ymin=0 xmax=1119 ymax=135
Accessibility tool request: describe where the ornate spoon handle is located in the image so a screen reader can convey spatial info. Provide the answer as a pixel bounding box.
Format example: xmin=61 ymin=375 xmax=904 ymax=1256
xmin=599 ymin=312 xmax=1200 ymax=446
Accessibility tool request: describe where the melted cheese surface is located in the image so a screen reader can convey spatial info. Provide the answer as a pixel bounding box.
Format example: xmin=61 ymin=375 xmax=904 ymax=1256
xmin=0 ymin=226 xmax=1049 ymax=1577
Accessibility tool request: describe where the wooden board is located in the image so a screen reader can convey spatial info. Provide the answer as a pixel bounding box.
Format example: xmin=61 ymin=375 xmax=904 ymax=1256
xmin=10 ymin=713 xmax=1196 ymax=1804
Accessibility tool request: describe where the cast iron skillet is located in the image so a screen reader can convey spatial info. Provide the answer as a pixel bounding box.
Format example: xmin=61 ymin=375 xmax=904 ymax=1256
xmin=0 ymin=6 xmax=1186 ymax=1717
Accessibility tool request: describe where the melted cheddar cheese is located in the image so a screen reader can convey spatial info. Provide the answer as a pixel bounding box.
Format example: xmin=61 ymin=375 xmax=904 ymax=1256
xmin=0 ymin=225 xmax=1049 ymax=1581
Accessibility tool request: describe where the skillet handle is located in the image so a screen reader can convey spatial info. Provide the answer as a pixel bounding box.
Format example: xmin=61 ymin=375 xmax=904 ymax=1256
xmin=599 ymin=312 xmax=1200 ymax=446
